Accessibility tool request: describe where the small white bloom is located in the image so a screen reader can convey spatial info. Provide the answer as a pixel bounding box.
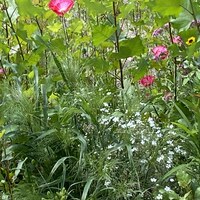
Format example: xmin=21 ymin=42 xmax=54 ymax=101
xmin=156 ymin=155 xmax=164 ymax=163
xmin=106 ymin=92 xmax=112 ymax=95
xmin=104 ymin=180 xmax=111 ymax=187
xmin=164 ymin=186 xmax=171 ymax=192
xmin=150 ymin=178 xmax=157 ymax=182
xmin=152 ymin=140 xmax=157 ymax=146
xmin=103 ymin=102 xmax=109 ymax=107
xmin=127 ymin=121 xmax=135 ymax=128
xmin=108 ymin=144 xmax=114 ymax=149
xmin=112 ymin=117 xmax=120 ymax=122
xmin=135 ymin=112 xmax=140 ymax=117
xmin=156 ymin=194 xmax=163 ymax=200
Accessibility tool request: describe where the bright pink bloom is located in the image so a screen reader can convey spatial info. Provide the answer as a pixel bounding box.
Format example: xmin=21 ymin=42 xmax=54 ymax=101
xmin=48 ymin=0 xmax=74 ymax=16
xmin=172 ymin=36 xmax=182 ymax=45
xmin=139 ymin=75 xmax=155 ymax=87
xmin=152 ymin=45 xmax=168 ymax=60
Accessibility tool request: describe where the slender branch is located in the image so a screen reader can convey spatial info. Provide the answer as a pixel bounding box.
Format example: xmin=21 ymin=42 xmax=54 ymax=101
xmin=181 ymin=2 xmax=200 ymax=35
xmin=189 ymin=0 xmax=200 ymax=35
xmin=3 ymin=1 xmax=24 ymax=60
xmin=168 ymin=22 xmax=178 ymax=101
xmin=113 ymin=2 xmax=124 ymax=89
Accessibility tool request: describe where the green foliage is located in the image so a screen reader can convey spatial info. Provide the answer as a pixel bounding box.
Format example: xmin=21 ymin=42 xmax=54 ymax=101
xmin=1 ymin=0 xmax=200 ymax=199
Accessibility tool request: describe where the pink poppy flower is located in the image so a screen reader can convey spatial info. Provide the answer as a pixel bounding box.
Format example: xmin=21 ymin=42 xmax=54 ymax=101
xmin=48 ymin=0 xmax=74 ymax=16
xmin=139 ymin=75 xmax=155 ymax=87
xmin=152 ymin=45 xmax=168 ymax=60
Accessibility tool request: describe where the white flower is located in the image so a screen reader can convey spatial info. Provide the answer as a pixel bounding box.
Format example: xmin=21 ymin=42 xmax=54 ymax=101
xmin=103 ymin=102 xmax=109 ymax=107
xmin=164 ymin=186 xmax=171 ymax=192
xmin=131 ymin=147 xmax=138 ymax=152
xmin=166 ymin=163 xmax=172 ymax=169
xmin=156 ymin=194 xmax=163 ymax=199
xmin=170 ymin=178 xmax=174 ymax=182
xmin=135 ymin=112 xmax=140 ymax=117
xmin=156 ymin=155 xmax=164 ymax=162
xmin=108 ymin=144 xmax=114 ymax=149
xmin=106 ymin=92 xmax=112 ymax=95
xmin=152 ymin=140 xmax=157 ymax=146
xmin=112 ymin=117 xmax=120 ymax=122
xmin=127 ymin=121 xmax=135 ymax=128
xmin=104 ymin=180 xmax=111 ymax=187
xmin=150 ymin=178 xmax=157 ymax=182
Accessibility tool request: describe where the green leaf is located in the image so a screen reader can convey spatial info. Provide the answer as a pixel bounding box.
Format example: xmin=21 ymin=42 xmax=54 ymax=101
xmin=47 ymin=23 xmax=62 ymax=33
xmin=176 ymin=170 xmax=191 ymax=188
xmin=12 ymin=158 xmax=27 ymax=182
xmin=194 ymin=187 xmax=200 ymax=200
xmin=16 ymin=0 xmax=43 ymax=17
xmin=83 ymin=0 xmax=109 ymax=16
xmin=81 ymin=177 xmax=94 ymax=200
xmin=161 ymin=163 xmax=191 ymax=181
xmin=174 ymin=102 xmax=192 ymax=129
xmin=111 ymin=36 xmax=144 ymax=59
xmin=85 ymin=58 xmax=111 ymax=74
xmin=131 ymin=58 xmax=148 ymax=82
xmin=48 ymin=157 xmax=74 ymax=180
xmin=92 ymin=25 xmax=116 ymax=46
xmin=153 ymin=0 xmax=184 ymax=17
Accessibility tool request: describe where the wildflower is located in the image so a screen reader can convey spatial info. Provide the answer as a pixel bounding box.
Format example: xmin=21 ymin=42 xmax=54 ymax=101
xmin=151 ymin=140 xmax=157 ymax=146
xmin=172 ymin=36 xmax=183 ymax=45
xmin=139 ymin=75 xmax=155 ymax=87
xmin=152 ymin=45 xmax=168 ymax=60
xmin=48 ymin=0 xmax=74 ymax=16
xmin=186 ymin=37 xmax=196 ymax=45
xmin=190 ymin=19 xmax=200 ymax=27
xmin=156 ymin=194 xmax=163 ymax=200
xmin=152 ymin=28 xmax=163 ymax=37
xmin=164 ymin=186 xmax=171 ymax=192
xmin=151 ymin=178 xmax=157 ymax=182
xmin=170 ymin=178 xmax=175 ymax=182
xmin=163 ymin=91 xmax=173 ymax=101
xmin=156 ymin=155 xmax=164 ymax=163
xmin=0 ymin=68 xmax=5 ymax=78
xmin=104 ymin=180 xmax=111 ymax=187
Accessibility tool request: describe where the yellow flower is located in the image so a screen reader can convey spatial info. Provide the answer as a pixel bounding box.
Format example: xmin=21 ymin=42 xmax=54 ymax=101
xmin=186 ymin=36 xmax=196 ymax=45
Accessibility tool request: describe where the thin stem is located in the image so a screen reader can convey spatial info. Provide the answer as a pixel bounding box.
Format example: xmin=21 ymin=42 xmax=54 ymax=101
xmin=168 ymin=22 xmax=177 ymax=101
xmin=181 ymin=1 xmax=200 ymax=35
xmin=61 ymin=16 xmax=69 ymax=45
xmin=189 ymin=0 xmax=200 ymax=35
xmin=3 ymin=1 xmax=24 ymax=60
xmin=113 ymin=2 xmax=124 ymax=89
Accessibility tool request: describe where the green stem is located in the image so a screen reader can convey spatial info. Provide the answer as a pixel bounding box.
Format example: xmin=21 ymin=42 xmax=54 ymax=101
xmin=169 ymin=22 xmax=178 ymax=101
xmin=113 ymin=2 xmax=124 ymax=89
xmin=4 ymin=1 xmax=24 ymax=60
xmin=189 ymin=0 xmax=200 ymax=35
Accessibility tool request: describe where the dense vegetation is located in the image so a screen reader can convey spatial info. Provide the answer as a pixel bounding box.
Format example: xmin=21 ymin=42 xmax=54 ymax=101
xmin=1 ymin=0 xmax=200 ymax=199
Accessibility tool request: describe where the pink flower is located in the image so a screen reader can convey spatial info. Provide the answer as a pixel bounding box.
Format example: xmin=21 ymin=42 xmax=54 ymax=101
xmin=172 ymin=36 xmax=182 ymax=45
xmin=163 ymin=91 xmax=173 ymax=101
xmin=48 ymin=0 xmax=74 ymax=16
xmin=0 ymin=68 xmax=6 ymax=78
xmin=152 ymin=28 xmax=163 ymax=37
xmin=139 ymin=75 xmax=155 ymax=87
xmin=152 ymin=45 xmax=168 ymax=60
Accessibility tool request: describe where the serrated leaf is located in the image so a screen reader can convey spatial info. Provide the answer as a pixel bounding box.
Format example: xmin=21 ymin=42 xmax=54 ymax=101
xmin=47 ymin=23 xmax=62 ymax=33
xmin=111 ymin=36 xmax=144 ymax=59
xmin=92 ymin=25 xmax=116 ymax=46
xmin=153 ymin=0 xmax=184 ymax=17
